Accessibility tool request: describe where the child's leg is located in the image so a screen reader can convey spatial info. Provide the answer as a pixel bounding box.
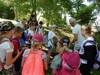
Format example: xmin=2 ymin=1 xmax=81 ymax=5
xmin=47 ymin=50 xmax=52 ymax=64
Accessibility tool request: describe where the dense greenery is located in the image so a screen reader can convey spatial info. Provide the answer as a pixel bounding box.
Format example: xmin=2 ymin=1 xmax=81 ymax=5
xmin=0 ymin=0 xmax=99 ymax=26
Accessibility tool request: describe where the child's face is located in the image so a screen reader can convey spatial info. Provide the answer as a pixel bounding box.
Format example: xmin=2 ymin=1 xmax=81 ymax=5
xmin=30 ymin=25 xmax=36 ymax=30
xmin=16 ymin=31 xmax=23 ymax=38
xmin=81 ymin=28 xmax=86 ymax=37
xmin=56 ymin=42 xmax=62 ymax=53
xmin=8 ymin=29 xmax=15 ymax=37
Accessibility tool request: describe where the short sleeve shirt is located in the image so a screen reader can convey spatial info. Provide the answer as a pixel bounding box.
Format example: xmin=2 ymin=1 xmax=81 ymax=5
xmin=72 ymin=24 xmax=85 ymax=48
xmin=48 ymin=31 xmax=55 ymax=47
xmin=23 ymin=49 xmax=47 ymax=61
xmin=0 ymin=38 xmax=14 ymax=62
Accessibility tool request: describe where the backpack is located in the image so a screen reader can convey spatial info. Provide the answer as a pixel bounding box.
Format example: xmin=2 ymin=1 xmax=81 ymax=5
xmin=22 ymin=49 xmax=44 ymax=75
xmin=93 ymin=45 xmax=100 ymax=70
xmin=43 ymin=32 xmax=57 ymax=50
xmin=50 ymin=54 xmax=62 ymax=70
xmin=51 ymin=51 xmax=80 ymax=75
xmin=82 ymin=40 xmax=100 ymax=70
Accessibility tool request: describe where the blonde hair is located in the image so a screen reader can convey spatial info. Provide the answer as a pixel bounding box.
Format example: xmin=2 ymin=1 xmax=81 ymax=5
xmin=82 ymin=25 xmax=91 ymax=35
xmin=58 ymin=45 xmax=69 ymax=54
xmin=31 ymin=40 xmax=40 ymax=48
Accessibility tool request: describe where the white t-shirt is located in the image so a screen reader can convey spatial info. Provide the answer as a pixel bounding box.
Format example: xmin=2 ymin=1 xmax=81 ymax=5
xmin=25 ymin=29 xmax=35 ymax=36
xmin=0 ymin=38 xmax=14 ymax=71
xmin=72 ymin=24 xmax=85 ymax=51
xmin=47 ymin=31 xmax=55 ymax=47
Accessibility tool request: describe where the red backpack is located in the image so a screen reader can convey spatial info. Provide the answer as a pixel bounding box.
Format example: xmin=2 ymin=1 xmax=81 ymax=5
xmin=53 ymin=51 xmax=80 ymax=75
xmin=22 ymin=49 xmax=44 ymax=75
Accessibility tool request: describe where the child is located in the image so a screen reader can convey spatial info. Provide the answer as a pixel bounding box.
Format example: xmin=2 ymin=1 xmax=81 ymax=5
xmin=11 ymin=26 xmax=26 ymax=75
xmin=24 ymin=21 xmax=37 ymax=48
xmin=22 ymin=33 xmax=48 ymax=75
xmin=47 ymin=25 xmax=57 ymax=64
xmin=36 ymin=21 xmax=44 ymax=35
xmin=79 ymin=25 xmax=97 ymax=75
xmin=51 ymin=36 xmax=80 ymax=75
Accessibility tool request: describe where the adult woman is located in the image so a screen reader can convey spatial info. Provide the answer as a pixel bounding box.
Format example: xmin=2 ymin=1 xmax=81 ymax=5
xmin=0 ymin=21 xmax=22 ymax=75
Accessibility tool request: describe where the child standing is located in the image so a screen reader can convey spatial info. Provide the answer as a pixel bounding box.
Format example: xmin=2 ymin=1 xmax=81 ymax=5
xmin=36 ymin=21 xmax=44 ymax=35
xmin=22 ymin=33 xmax=48 ymax=75
xmin=24 ymin=21 xmax=37 ymax=48
xmin=11 ymin=27 xmax=25 ymax=75
xmin=47 ymin=25 xmax=57 ymax=64
xmin=79 ymin=25 xmax=97 ymax=75
xmin=51 ymin=36 xmax=80 ymax=75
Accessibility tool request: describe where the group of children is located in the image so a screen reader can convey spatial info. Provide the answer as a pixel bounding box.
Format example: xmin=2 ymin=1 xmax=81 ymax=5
xmin=0 ymin=17 xmax=97 ymax=75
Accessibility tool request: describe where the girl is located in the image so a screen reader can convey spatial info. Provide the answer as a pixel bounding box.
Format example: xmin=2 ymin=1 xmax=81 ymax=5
xmin=51 ymin=36 xmax=80 ymax=75
xmin=22 ymin=33 xmax=48 ymax=75
xmin=0 ymin=21 xmax=22 ymax=75
xmin=79 ymin=25 xmax=97 ymax=75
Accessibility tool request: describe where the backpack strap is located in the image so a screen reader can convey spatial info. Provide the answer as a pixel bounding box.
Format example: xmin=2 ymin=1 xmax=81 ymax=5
xmin=83 ymin=40 xmax=98 ymax=59
xmin=83 ymin=40 xmax=96 ymax=48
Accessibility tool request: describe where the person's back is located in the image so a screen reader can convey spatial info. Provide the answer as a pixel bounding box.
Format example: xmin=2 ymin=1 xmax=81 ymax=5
xmin=51 ymin=36 xmax=80 ymax=75
xmin=73 ymin=24 xmax=84 ymax=50
xmin=22 ymin=33 xmax=48 ymax=75
xmin=69 ymin=18 xmax=85 ymax=52
xmin=22 ymin=49 xmax=44 ymax=75
xmin=36 ymin=21 xmax=44 ymax=35
xmin=58 ymin=51 xmax=80 ymax=75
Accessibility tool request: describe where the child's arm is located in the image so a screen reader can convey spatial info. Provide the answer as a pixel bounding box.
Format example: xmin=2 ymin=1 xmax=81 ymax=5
xmin=21 ymin=57 xmax=26 ymax=67
xmin=42 ymin=52 xmax=48 ymax=70
xmin=21 ymin=49 xmax=30 ymax=67
xmin=43 ymin=61 xmax=48 ymax=70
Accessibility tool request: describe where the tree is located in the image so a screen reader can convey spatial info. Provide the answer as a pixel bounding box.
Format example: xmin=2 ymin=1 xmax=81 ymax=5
xmin=0 ymin=0 xmax=15 ymax=19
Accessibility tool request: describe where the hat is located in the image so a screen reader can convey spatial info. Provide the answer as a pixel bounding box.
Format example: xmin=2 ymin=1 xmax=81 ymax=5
xmin=0 ymin=21 xmax=15 ymax=31
xmin=59 ymin=36 xmax=70 ymax=46
xmin=32 ymin=33 xmax=43 ymax=42
xmin=15 ymin=22 xmax=24 ymax=28
xmin=69 ymin=18 xmax=76 ymax=23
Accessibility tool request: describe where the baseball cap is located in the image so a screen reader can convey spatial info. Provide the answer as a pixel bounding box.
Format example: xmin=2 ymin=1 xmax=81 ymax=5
xmin=59 ymin=36 xmax=70 ymax=46
xmin=69 ymin=18 xmax=76 ymax=24
xmin=0 ymin=21 xmax=15 ymax=31
xmin=32 ymin=33 xmax=43 ymax=42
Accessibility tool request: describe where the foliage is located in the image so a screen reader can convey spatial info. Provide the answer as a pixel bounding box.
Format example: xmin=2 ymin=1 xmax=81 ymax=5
xmin=0 ymin=1 xmax=15 ymax=19
xmin=0 ymin=0 xmax=97 ymax=27
xmin=75 ymin=3 xmax=96 ymax=24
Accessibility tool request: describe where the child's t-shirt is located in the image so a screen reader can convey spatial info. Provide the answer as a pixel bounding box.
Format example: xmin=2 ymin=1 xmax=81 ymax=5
xmin=23 ymin=49 xmax=47 ymax=61
xmin=47 ymin=31 xmax=55 ymax=47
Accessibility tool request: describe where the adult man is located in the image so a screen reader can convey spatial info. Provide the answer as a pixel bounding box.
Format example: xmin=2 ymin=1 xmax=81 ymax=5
xmin=69 ymin=18 xmax=85 ymax=52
